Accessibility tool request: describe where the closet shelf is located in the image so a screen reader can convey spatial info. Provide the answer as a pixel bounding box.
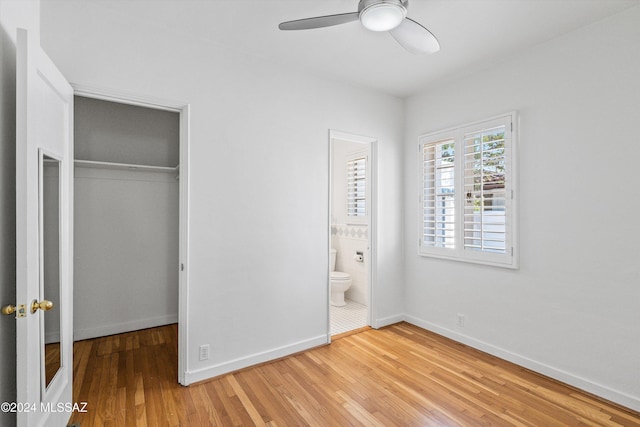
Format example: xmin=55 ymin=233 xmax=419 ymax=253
xmin=74 ymin=159 xmax=178 ymax=173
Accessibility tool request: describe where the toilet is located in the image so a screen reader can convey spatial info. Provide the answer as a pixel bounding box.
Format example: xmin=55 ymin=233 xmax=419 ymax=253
xmin=330 ymin=248 xmax=352 ymax=307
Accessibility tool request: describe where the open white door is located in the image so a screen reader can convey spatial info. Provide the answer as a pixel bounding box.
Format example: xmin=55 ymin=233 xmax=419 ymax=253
xmin=15 ymin=28 xmax=73 ymax=427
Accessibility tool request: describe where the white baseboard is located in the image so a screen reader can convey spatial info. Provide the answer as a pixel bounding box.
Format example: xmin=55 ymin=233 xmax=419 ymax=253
xmin=373 ymin=313 xmax=405 ymax=329
xmin=74 ymin=314 xmax=178 ymax=341
xmin=404 ymin=315 xmax=640 ymax=413
xmin=184 ymin=334 xmax=328 ymax=385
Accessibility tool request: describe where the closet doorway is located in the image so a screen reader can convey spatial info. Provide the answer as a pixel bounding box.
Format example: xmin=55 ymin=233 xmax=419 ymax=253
xmin=72 ymin=88 xmax=189 ymax=384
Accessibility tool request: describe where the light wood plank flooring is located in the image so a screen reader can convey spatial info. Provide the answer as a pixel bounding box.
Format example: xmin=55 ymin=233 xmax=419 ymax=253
xmin=69 ymin=323 xmax=640 ymax=426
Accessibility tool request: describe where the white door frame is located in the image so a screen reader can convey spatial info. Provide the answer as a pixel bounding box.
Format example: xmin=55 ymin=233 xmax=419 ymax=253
xmin=70 ymin=84 xmax=190 ymax=384
xmin=328 ymin=129 xmax=377 ymax=340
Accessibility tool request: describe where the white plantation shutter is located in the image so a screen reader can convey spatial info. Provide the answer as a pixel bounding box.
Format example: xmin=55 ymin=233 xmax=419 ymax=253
xmin=463 ymin=122 xmax=508 ymax=254
xmin=347 ymin=154 xmax=367 ymax=221
xmin=418 ymin=114 xmax=517 ymax=268
xmin=422 ymin=138 xmax=456 ymax=249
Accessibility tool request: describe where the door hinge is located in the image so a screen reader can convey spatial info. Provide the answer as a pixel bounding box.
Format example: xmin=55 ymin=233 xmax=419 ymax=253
xmin=511 ymin=247 xmax=514 ymax=256
xmin=180 ymin=263 xmax=185 ymax=271
xmin=511 ymin=189 xmax=514 ymax=199
xmin=510 ymin=122 xmax=513 ymax=132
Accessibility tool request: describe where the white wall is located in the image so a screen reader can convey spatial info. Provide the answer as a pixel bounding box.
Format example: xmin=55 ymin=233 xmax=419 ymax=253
xmin=403 ymin=6 xmax=640 ymax=411
xmin=40 ymin=0 xmax=405 ymax=382
xmin=0 ymin=1 xmax=40 ymax=425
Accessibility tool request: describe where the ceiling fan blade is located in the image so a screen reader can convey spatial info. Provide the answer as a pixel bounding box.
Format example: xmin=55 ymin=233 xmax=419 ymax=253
xmin=389 ymin=18 xmax=440 ymax=54
xmin=279 ymin=12 xmax=359 ymax=31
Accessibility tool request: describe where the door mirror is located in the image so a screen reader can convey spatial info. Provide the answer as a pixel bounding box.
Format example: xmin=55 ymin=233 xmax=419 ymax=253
xmin=41 ymin=152 xmax=61 ymax=389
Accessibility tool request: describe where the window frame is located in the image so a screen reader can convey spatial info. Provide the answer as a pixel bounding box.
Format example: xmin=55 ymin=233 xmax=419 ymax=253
xmin=418 ymin=112 xmax=518 ymax=269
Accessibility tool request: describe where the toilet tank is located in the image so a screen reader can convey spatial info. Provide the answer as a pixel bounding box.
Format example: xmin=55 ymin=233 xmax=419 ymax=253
xmin=330 ymin=248 xmax=337 ymax=271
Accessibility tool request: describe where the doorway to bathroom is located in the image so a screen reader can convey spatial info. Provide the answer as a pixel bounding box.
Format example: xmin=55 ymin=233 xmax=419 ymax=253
xmin=329 ymin=130 xmax=375 ymax=337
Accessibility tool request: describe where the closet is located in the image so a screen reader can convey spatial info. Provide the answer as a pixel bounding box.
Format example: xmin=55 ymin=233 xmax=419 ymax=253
xmin=73 ymin=96 xmax=179 ymax=341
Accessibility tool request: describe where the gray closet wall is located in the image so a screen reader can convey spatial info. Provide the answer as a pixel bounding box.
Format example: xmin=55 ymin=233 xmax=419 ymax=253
xmin=73 ymin=96 xmax=179 ymax=340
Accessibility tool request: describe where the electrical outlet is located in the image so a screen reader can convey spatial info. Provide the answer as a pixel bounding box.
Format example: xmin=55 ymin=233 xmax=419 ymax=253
xmin=199 ymin=344 xmax=210 ymax=361
xmin=457 ymin=313 xmax=465 ymax=327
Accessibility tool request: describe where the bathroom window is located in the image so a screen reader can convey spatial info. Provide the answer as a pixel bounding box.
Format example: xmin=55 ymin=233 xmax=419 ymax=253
xmin=346 ymin=153 xmax=367 ymax=223
xmin=419 ymin=113 xmax=518 ymax=268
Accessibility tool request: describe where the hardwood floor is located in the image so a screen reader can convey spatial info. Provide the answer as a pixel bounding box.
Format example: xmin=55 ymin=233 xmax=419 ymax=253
xmin=69 ymin=323 xmax=640 ymax=426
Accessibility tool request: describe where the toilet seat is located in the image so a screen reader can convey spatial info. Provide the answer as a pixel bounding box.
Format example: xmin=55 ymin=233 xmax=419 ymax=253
xmin=331 ymin=271 xmax=351 ymax=280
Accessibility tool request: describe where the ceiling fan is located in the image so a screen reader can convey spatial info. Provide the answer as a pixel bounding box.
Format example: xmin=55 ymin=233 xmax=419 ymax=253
xmin=278 ymin=0 xmax=440 ymax=55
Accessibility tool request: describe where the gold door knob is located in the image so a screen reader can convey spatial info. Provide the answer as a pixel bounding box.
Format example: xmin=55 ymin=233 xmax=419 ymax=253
xmin=31 ymin=299 xmax=53 ymax=314
xmin=1 ymin=305 xmax=16 ymax=316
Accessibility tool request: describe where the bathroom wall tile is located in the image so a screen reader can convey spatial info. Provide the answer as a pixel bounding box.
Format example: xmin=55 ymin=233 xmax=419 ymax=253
xmin=332 ymin=224 xmax=368 ymax=240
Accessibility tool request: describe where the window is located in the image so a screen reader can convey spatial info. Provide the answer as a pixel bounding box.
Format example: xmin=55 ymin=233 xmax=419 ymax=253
xmin=419 ymin=114 xmax=517 ymax=268
xmin=347 ymin=153 xmax=367 ymax=222
xmin=422 ymin=137 xmax=456 ymax=249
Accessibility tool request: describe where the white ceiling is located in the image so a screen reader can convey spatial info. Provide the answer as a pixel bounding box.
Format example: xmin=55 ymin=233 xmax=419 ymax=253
xmin=62 ymin=0 xmax=640 ymax=98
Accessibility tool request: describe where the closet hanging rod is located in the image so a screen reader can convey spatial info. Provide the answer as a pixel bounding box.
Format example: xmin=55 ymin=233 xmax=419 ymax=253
xmin=74 ymin=159 xmax=178 ymax=174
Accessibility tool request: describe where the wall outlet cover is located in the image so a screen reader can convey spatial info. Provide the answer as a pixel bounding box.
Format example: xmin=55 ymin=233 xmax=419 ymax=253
xmin=199 ymin=344 xmax=210 ymax=361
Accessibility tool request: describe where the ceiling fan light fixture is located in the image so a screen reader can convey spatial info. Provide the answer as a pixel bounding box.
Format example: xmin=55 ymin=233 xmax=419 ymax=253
xmin=278 ymin=0 xmax=439 ymax=55
xmin=359 ymin=1 xmax=407 ymax=32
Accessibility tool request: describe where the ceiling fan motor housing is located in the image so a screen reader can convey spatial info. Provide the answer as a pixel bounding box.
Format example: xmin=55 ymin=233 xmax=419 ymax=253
xmin=358 ymin=0 xmax=409 ymax=32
